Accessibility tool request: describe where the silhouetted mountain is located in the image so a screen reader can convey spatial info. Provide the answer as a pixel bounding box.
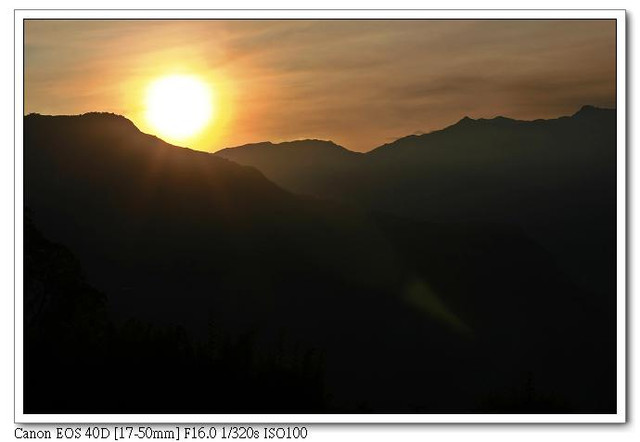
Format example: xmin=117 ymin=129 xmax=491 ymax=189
xmin=217 ymin=139 xmax=362 ymax=199
xmin=24 ymin=111 xmax=616 ymax=413
xmin=215 ymin=106 xmax=617 ymax=295
xmin=25 ymin=113 xmax=406 ymax=332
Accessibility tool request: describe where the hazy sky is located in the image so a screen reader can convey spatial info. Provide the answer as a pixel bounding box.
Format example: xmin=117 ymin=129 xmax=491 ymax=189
xmin=25 ymin=20 xmax=616 ymax=152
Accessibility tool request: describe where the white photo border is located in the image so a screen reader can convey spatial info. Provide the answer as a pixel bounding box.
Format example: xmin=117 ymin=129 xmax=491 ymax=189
xmin=14 ymin=8 xmax=627 ymax=424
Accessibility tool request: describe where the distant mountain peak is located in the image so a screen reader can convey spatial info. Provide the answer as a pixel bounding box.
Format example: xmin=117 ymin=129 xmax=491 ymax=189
xmin=273 ymin=139 xmax=344 ymax=149
xmin=456 ymin=116 xmax=476 ymax=125
xmin=576 ymin=104 xmax=599 ymax=113
xmin=455 ymin=115 xmax=519 ymax=126
xmin=219 ymin=138 xmax=356 ymax=156
xmin=487 ymin=115 xmax=516 ymax=123
xmin=235 ymin=141 xmax=275 ymax=149
xmin=27 ymin=111 xmax=132 ymax=121
xmin=26 ymin=111 xmax=140 ymax=132
xmin=572 ymin=104 xmax=613 ymax=117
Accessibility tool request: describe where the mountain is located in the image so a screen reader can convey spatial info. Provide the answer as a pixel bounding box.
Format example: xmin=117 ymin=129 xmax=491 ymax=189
xmin=217 ymin=139 xmax=362 ymax=199
xmin=24 ymin=113 xmax=400 ymax=331
xmin=215 ymin=106 xmax=617 ymax=295
xmin=24 ymin=112 xmax=615 ymax=413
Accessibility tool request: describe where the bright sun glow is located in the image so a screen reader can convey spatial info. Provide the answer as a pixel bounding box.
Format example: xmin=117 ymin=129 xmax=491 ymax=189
xmin=145 ymin=75 xmax=215 ymax=142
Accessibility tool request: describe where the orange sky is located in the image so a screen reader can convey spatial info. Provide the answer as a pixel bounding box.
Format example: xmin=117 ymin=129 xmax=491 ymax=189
xmin=24 ymin=20 xmax=616 ymax=152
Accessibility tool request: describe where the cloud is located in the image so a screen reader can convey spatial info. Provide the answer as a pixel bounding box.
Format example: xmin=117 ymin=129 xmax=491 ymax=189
xmin=24 ymin=19 xmax=616 ymax=152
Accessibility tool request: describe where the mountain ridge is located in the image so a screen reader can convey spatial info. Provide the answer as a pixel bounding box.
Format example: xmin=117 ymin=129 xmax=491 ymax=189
xmin=27 ymin=105 xmax=615 ymax=155
xmin=213 ymin=105 xmax=613 ymax=155
xmin=213 ymin=104 xmax=616 ymax=297
xmin=368 ymin=105 xmax=614 ymax=155
xmin=219 ymin=138 xmax=358 ymax=153
xmin=23 ymin=110 xmax=616 ymax=413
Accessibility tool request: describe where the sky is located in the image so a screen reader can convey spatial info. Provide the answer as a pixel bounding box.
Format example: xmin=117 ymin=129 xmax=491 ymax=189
xmin=24 ymin=20 xmax=616 ymax=152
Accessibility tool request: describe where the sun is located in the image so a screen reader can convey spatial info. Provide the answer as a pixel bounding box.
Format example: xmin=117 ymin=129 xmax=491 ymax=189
xmin=144 ymin=75 xmax=215 ymax=142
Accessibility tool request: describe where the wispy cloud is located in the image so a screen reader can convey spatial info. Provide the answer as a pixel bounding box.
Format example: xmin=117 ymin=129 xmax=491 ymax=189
xmin=25 ymin=19 xmax=615 ymax=152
